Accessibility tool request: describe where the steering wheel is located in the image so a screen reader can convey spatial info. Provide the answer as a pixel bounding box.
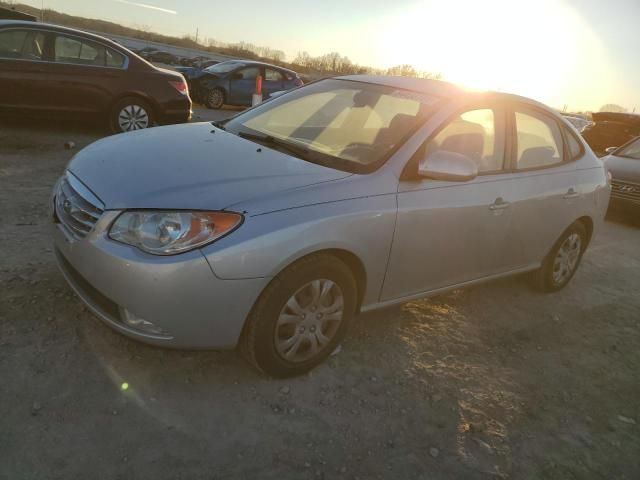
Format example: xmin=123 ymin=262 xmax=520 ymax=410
xmin=340 ymin=142 xmax=381 ymax=159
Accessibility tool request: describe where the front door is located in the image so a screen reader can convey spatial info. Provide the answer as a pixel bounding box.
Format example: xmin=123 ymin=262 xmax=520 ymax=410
xmin=0 ymin=28 xmax=49 ymax=110
xmin=228 ymin=66 xmax=261 ymax=105
xmin=382 ymin=106 xmax=522 ymax=300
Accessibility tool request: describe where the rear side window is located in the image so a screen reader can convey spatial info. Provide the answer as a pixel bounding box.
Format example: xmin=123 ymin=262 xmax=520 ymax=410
xmin=515 ymin=110 xmax=564 ymax=169
xmin=55 ymin=35 xmax=104 ymax=65
xmin=0 ymin=29 xmax=45 ymax=61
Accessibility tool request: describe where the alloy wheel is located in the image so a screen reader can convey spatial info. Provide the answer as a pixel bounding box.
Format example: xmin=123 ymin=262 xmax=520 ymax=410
xmin=552 ymin=233 xmax=582 ymax=285
xmin=207 ymin=90 xmax=223 ymax=109
xmin=274 ymin=279 xmax=344 ymax=363
xmin=118 ymin=105 xmax=150 ymax=131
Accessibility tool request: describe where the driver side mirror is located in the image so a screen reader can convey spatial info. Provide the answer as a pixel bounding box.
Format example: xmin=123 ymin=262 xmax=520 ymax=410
xmin=418 ymin=150 xmax=478 ymax=182
xmin=605 ymin=146 xmax=618 ymax=154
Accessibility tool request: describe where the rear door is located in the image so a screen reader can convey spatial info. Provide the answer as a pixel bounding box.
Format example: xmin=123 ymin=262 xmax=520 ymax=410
xmin=507 ymin=106 xmax=580 ymax=266
xmin=382 ymin=105 xmax=522 ymax=300
xmin=45 ymin=33 xmax=127 ymax=114
xmin=228 ymin=66 xmax=260 ymax=105
xmin=263 ymin=67 xmax=285 ymax=98
xmin=0 ymin=27 xmax=49 ymax=110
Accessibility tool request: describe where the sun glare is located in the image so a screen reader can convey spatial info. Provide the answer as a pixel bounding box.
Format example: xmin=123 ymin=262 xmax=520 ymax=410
xmin=376 ymin=0 xmax=613 ymax=110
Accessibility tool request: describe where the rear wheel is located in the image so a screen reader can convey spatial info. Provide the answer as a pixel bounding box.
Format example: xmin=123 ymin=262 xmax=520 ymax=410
xmin=240 ymin=254 xmax=357 ymax=377
xmin=205 ymin=88 xmax=225 ymax=109
xmin=532 ymin=222 xmax=587 ymax=292
xmin=110 ymin=97 xmax=154 ymax=133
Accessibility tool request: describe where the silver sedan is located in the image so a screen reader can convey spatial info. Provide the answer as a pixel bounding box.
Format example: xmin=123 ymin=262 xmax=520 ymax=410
xmin=52 ymin=76 xmax=610 ymax=377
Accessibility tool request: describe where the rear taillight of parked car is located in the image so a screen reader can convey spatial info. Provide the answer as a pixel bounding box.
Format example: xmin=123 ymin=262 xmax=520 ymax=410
xmin=169 ymin=80 xmax=189 ymax=96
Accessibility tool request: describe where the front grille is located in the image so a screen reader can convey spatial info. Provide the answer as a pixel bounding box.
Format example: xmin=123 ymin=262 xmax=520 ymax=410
xmin=611 ymin=179 xmax=640 ymax=205
xmin=55 ymin=173 xmax=104 ymax=239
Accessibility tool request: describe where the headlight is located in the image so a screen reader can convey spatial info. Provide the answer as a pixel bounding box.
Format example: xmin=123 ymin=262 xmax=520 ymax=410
xmin=109 ymin=210 xmax=242 ymax=255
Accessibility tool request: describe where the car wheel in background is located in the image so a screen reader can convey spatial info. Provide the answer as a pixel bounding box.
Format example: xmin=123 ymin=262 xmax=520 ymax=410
xmin=532 ymin=222 xmax=587 ymax=292
xmin=110 ymin=97 xmax=154 ymax=133
xmin=205 ymin=88 xmax=225 ymax=109
xmin=240 ymin=254 xmax=357 ymax=377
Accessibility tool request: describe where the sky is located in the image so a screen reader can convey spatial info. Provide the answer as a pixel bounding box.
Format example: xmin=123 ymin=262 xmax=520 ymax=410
xmin=15 ymin=0 xmax=640 ymax=111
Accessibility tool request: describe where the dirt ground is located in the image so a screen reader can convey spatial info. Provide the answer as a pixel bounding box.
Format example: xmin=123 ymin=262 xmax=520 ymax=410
xmin=1 ymin=112 xmax=639 ymax=480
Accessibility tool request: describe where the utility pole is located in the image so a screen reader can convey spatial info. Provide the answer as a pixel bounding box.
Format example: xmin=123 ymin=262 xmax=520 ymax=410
xmin=195 ymin=28 xmax=199 ymax=45
xmin=41 ymin=0 xmax=44 ymax=21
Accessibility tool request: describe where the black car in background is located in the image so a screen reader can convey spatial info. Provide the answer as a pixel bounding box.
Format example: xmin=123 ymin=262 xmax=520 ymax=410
xmin=0 ymin=20 xmax=191 ymax=132
xmin=582 ymin=112 xmax=640 ymax=155
xmin=141 ymin=50 xmax=179 ymax=65
xmin=180 ymin=60 xmax=303 ymax=109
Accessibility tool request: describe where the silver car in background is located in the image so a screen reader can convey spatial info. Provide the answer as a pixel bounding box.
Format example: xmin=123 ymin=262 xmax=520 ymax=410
xmin=52 ymin=76 xmax=610 ymax=377
xmin=603 ymin=137 xmax=640 ymax=213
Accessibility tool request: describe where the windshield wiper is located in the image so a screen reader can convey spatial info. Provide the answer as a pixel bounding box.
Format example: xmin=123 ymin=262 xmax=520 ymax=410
xmin=237 ymin=131 xmax=311 ymax=158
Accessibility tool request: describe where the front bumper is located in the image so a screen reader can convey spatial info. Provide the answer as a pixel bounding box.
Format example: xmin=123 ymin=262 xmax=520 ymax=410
xmin=52 ymin=211 xmax=268 ymax=349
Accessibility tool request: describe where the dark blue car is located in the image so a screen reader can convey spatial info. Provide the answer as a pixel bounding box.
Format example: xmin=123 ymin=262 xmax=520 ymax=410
xmin=176 ymin=60 xmax=303 ymax=109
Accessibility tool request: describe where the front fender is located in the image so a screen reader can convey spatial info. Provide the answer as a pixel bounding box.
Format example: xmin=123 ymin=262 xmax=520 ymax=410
xmin=200 ymin=195 xmax=397 ymax=306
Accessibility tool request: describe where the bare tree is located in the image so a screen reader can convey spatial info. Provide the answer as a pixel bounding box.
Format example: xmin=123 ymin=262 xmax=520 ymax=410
xmin=599 ymin=104 xmax=627 ymax=113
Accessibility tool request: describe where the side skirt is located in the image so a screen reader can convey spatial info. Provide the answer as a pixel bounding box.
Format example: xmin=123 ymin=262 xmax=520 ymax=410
xmin=360 ymin=264 xmax=540 ymax=313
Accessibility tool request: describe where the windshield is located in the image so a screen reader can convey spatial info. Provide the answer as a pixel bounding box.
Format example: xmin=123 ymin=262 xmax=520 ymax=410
xmin=618 ymin=138 xmax=640 ymax=159
xmin=204 ymin=61 xmax=245 ymax=73
xmin=224 ymin=79 xmax=440 ymax=172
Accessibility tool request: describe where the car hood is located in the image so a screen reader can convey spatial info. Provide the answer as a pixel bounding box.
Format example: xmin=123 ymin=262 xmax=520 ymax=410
xmin=68 ymin=122 xmax=351 ymax=211
xmin=605 ymin=155 xmax=640 ymax=183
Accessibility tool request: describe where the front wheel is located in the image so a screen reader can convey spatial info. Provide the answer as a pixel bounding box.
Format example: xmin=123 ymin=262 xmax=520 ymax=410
xmin=532 ymin=222 xmax=587 ymax=292
xmin=205 ymin=88 xmax=225 ymax=109
xmin=240 ymin=254 xmax=357 ymax=377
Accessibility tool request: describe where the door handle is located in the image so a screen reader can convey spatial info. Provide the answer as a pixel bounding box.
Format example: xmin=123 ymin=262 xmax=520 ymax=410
xmin=563 ymin=188 xmax=580 ymax=199
xmin=489 ymin=197 xmax=510 ymax=211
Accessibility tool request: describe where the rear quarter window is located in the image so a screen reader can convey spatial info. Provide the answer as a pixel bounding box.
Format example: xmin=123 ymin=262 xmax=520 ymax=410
xmin=106 ymin=48 xmax=125 ymax=68
xmin=564 ymin=127 xmax=584 ymax=159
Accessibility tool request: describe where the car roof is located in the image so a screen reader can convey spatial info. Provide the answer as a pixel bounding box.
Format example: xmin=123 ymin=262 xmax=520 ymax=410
xmin=0 ymin=20 xmax=121 ymax=46
xmin=336 ymin=74 xmax=557 ymax=110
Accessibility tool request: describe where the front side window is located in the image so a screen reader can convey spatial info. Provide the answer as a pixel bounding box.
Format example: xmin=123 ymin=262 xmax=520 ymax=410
xmin=426 ymin=108 xmax=505 ymax=173
xmin=225 ymin=78 xmax=438 ymax=172
xmin=205 ymin=61 xmax=244 ymax=74
xmin=0 ymin=29 xmax=45 ymax=61
xmin=237 ymin=67 xmax=260 ymax=80
xmin=617 ymin=138 xmax=640 ymax=159
xmin=55 ymin=35 xmax=105 ymax=66
xmin=515 ymin=110 xmax=565 ymax=169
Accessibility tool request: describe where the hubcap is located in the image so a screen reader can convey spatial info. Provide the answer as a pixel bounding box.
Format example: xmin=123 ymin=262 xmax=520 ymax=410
xmin=275 ymin=279 xmax=344 ymax=363
xmin=552 ymin=233 xmax=582 ymax=285
xmin=118 ymin=105 xmax=149 ymax=131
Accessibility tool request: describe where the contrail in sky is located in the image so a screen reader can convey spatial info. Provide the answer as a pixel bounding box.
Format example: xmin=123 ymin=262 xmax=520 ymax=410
xmin=113 ymin=0 xmax=177 ymax=14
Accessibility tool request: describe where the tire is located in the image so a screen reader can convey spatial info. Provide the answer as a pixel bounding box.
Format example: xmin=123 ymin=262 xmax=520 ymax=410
xmin=240 ymin=254 xmax=357 ymax=377
xmin=532 ymin=222 xmax=587 ymax=292
xmin=110 ymin=97 xmax=154 ymax=133
xmin=205 ymin=88 xmax=225 ymax=109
